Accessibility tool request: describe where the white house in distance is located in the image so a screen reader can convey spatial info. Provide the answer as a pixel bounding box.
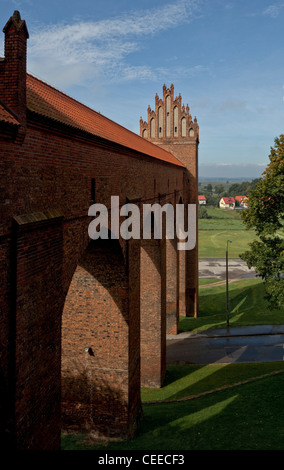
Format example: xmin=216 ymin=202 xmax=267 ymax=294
xmin=219 ymin=196 xmax=235 ymax=210
xmin=235 ymin=195 xmax=249 ymax=208
xmin=198 ymin=195 xmax=207 ymax=205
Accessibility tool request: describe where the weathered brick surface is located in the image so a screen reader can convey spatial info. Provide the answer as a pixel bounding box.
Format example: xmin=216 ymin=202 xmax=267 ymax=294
xmin=140 ymin=240 xmax=166 ymax=388
xmin=0 ymin=12 xmax=198 ymax=450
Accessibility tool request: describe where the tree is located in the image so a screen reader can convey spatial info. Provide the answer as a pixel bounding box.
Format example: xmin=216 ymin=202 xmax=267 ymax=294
xmin=214 ymin=183 xmax=225 ymax=195
xmin=240 ymin=135 xmax=284 ymax=308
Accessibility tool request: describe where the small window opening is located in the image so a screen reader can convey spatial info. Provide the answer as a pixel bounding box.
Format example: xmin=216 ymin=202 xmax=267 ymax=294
xmin=91 ymin=178 xmax=96 ymax=202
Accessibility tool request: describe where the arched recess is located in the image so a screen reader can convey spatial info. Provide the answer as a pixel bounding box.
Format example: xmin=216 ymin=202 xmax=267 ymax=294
xmin=181 ymin=117 xmax=186 ymax=137
xmin=150 ymin=118 xmax=155 ymax=138
xmin=173 ymin=106 xmax=178 ymax=136
xmin=166 ymin=95 xmax=171 ymax=137
xmin=61 ymin=235 xmax=141 ymax=439
xmin=158 ymin=106 xmax=163 ymax=137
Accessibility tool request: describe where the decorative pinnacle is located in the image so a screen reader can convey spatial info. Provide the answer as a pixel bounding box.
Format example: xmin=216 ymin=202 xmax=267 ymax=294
xmin=13 ymin=10 xmax=21 ymax=23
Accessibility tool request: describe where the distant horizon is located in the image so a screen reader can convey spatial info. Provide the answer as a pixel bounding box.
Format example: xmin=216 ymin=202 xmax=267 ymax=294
xmin=198 ymin=176 xmax=259 ymax=181
xmin=198 ymin=162 xmax=266 ymax=180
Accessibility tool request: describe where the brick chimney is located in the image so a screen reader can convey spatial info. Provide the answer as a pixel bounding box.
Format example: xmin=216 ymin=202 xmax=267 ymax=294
xmin=1 ymin=11 xmax=29 ymax=137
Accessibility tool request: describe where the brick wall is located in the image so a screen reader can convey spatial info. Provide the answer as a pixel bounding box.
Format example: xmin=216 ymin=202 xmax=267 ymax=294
xmin=0 ymin=119 xmax=187 ymax=448
xmin=0 ymin=12 xmax=196 ymax=450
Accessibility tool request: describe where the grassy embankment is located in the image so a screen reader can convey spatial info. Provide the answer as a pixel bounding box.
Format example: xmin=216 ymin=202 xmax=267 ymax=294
xmin=62 ymin=362 xmax=284 ymax=450
xmin=186 ymin=206 xmax=284 ymax=333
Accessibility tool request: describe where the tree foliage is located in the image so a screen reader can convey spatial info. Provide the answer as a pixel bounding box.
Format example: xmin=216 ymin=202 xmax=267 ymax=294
xmin=240 ymin=135 xmax=284 ymax=308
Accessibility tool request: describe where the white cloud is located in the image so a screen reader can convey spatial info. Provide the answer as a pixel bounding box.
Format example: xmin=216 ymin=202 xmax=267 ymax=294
xmin=263 ymin=3 xmax=284 ymax=18
xmin=27 ymin=0 xmax=202 ymax=86
xmin=216 ymin=162 xmax=233 ymax=166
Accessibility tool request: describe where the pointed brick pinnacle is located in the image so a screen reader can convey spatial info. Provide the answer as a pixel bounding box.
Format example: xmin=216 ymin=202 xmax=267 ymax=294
xmin=13 ymin=10 xmax=21 ymax=23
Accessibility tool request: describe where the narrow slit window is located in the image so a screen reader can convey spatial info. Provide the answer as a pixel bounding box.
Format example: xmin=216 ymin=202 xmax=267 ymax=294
xmin=91 ymin=178 xmax=96 ymax=202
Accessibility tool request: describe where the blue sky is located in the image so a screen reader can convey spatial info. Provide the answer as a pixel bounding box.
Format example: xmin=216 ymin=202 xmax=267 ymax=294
xmin=1 ymin=0 xmax=284 ymax=178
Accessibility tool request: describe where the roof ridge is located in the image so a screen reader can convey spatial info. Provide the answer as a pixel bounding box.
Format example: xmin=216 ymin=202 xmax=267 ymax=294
xmin=26 ymin=73 xmax=184 ymax=167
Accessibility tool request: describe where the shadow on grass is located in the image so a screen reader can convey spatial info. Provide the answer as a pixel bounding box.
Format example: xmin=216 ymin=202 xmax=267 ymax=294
xmin=62 ymin=371 xmax=284 ymax=450
xmin=180 ymin=279 xmax=283 ymax=332
xmin=141 ymin=363 xmax=284 ymax=403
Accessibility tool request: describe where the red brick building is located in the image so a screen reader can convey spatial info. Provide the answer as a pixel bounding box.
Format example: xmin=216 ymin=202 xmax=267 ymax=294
xmin=140 ymin=83 xmax=199 ymax=317
xmin=0 ymin=11 xmax=199 ymax=449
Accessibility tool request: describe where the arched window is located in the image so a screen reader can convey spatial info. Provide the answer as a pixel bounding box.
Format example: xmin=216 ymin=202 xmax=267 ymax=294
xmin=158 ymin=106 xmax=163 ymax=137
xmin=189 ymin=128 xmax=194 ymax=137
xmin=150 ymin=118 xmax=155 ymax=137
xmin=173 ymin=106 xmax=178 ymax=136
xmin=181 ymin=117 xmax=186 ymax=137
xmin=142 ymin=129 xmax=148 ymax=138
xmin=166 ymin=95 xmax=171 ymax=137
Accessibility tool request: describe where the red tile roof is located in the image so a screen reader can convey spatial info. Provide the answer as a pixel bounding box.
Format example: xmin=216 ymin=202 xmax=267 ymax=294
xmin=198 ymin=195 xmax=206 ymax=200
xmin=221 ymin=197 xmax=235 ymax=204
xmin=0 ymin=102 xmax=20 ymax=126
xmin=26 ymin=74 xmax=184 ymax=168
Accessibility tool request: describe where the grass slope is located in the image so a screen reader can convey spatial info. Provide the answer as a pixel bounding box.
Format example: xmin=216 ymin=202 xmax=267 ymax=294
xmin=180 ymin=279 xmax=284 ymax=333
xmin=198 ymin=206 xmax=257 ymax=258
xmin=62 ymin=363 xmax=284 ymax=450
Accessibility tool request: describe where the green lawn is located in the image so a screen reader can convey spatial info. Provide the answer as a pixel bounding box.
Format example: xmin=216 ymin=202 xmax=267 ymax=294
xmin=62 ymin=363 xmax=284 ymax=450
xmin=180 ymin=278 xmax=284 ymax=333
xmin=198 ymin=206 xmax=258 ymax=258
xmin=199 ymin=228 xmax=257 ymax=258
xmin=199 ymin=206 xmax=245 ymax=230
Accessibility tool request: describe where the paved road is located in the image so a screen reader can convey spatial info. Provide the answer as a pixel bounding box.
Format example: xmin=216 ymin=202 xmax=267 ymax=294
xmin=199 ymin=258 xmax=256 ymax=280
xmin=166 ymin=325 xmax=284 ymax=365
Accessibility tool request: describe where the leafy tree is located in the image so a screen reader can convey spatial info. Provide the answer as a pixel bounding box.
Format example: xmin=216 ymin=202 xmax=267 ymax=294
xmin=240 ymin=135 xmax=284 ymax=308
xmin=198 ymin=206 xmax=211 ymax=219
xmin=214 ymin=183 xmax=225 ymax=195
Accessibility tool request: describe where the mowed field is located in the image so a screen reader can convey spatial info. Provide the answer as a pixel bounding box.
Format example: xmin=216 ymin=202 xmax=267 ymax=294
xmin=198 ymin=206 xmax=257 ymax=258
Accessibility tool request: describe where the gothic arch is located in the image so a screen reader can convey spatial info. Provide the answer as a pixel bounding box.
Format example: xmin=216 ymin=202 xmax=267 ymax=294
xmin=181 ymin=117 xmax=186 ymax=137
xmin=165 ymin=95 xmax=171 ymax=137
xmin=150 ymin=118 xmax=155 ymax=138
xmin=158 ymin=106 xmax=163 ymax=137
xmin=173 ymin=106 xmax=178 ymax=136
xmin=61 ymin=235 xmax=141 ymax=438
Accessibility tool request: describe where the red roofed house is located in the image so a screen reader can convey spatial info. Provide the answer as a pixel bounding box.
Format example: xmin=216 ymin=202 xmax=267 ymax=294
xmin=219 ymin=196 xmax=235 ymax=209
xmin=235 ymin=195 xmax=249 ymax=208
xmin=0 ymin=12 xmax=199 ymax=450
xmin=198 ymin=195 xmax=207 ymax=205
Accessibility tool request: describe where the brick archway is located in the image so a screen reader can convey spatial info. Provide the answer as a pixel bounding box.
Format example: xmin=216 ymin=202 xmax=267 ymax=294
xmin=62 ymin=237 xmax=141 ymax=439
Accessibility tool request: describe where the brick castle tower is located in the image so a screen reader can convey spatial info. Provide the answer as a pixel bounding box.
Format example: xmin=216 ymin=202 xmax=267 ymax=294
xmin=140 ymin=84 xmax=199 ymax=316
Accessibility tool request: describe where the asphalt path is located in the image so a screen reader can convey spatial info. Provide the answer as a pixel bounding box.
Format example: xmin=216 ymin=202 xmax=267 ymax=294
xmin=199 ymin=258 xmax=256 ymax=280
xmin=168 ymin=259 xmax=284 ymax=365
xmin=167 ymin=326 xmax=284 ymax=365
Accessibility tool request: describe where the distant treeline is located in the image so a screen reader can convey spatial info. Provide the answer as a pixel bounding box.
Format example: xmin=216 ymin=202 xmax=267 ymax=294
xmin=198 ymin=179 xmax=259 ymax=206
